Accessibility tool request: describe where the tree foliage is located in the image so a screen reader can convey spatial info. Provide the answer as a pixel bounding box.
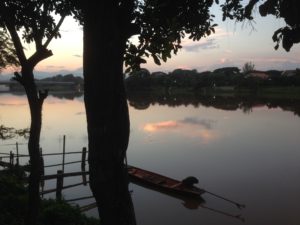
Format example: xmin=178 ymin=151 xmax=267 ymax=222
xmin=242 ymin=62 xmax=255 ymax=74
xmin=0 ymin=125 xmax=29 ymax=140
xmin=0 ymin=29 xmax=19 ymax=72
xmin=0 ymin=0 xmax=78 ymax=70
xmin=73 ymin=0 xmax=300 ymax=73
xmin=220 ymin=0 xmax=300 ymax=51
xmin=124 ymin=0 xmax=217 ymax=72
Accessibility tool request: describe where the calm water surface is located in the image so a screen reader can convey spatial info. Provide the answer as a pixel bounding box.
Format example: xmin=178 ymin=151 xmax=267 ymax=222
xmin=0 ymin=92 xmax=299 ymax=225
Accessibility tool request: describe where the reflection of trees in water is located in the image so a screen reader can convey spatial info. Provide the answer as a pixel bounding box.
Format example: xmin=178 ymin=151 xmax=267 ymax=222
xmin=51 ymin=92 xmax=83 ymax=100
xmin=127 ymin=91 xmax=300 ymax=117
xmin=0 ymin=125 xmax=29 ymax=140
xmin=9 ymin=92 xmax=83 ymax=100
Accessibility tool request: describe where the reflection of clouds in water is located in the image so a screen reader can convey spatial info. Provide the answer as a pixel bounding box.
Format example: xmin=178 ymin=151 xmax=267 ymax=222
xmin=144 ymin=120 xmax=178 ymax=132
xmin=143 ymin=118 xmax=218 ymax=144
xmin=0 ymin=103 xmax=26 ymax=106
xmin=180 ymin=117 xmax=216 ymax=129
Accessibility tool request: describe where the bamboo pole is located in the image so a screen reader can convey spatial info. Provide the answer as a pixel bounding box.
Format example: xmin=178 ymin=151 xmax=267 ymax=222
xmin=62 ymin=135 xmax=66 ymax=172
xmin=9 ymin=151 xmax=14 ymax=167
xmin=81 ymin=147 xmax=87 ymax=185
xmin=16 ymin=142 xmax=19 ymax=166
xmin=39 ymin=148 xmax=45 ymax=190
xmin=56 ymin=170 xmax=63 ymax=200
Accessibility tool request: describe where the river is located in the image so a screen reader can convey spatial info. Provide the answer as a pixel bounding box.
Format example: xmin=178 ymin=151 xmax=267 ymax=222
xmin=0 ymin=92 xmax=299 ymax=225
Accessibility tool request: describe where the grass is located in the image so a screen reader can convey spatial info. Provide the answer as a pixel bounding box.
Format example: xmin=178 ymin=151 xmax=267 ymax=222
xmin=0 ymin=167 xmax=100 ymax=225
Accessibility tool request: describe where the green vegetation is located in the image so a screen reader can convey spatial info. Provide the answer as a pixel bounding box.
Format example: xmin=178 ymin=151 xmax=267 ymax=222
xmin=0 ymin=29 xmax=19 ymax=72
xmin=0 ymin=168 xmax=100 ymax=225
xmin=125 ymin=67 xmax=300 ymax=97
xmin=242 ymin=62 xmax=255 ymax=74
xmin=40 ymin=74 xmax=84 ymax=85
xmin=0 ymin=125 xmax=29 ymax=140
xmin=7 ymin=74 xmax=83 ymax=92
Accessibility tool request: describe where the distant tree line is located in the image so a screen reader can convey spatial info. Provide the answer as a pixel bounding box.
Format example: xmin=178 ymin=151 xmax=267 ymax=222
xmin=8 ymin=74 xmax=83 ymax=92
xmin=40 ymin=74 xmax=83 ymax=85
xmin=125 ymin=67 xmax=300 ymax=91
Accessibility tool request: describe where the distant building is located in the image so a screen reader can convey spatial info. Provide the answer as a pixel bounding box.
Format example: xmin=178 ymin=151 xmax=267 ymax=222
xmin=151 ymin=71 xmax=167 ymax=77
xmin=281 ymin=70 xmax=297 ymax=77
xmin=245 ymin=70 xmax=269 ymax=80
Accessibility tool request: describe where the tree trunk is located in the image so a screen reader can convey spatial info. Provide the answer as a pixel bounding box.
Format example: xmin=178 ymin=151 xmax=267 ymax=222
xmin=19 ymin=68 xmax=45 ymax=225
xmin=83 ymin=2 xmax=136 ymax=225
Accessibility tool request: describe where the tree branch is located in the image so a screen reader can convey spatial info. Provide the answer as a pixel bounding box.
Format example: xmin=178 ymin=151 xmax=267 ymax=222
xmin=43 ymin=15 xmax=66 ymax=48
xmin=245 ymin=0 xmax=259 ymax=18
xmin=13 ymin=72 xmax=25 ymax=86
xmin=118 ymin=0 xmax=139 ymax=38
xmin=0 ymin=2 xmax=27 ymax=66
xmin=28 ymin=48 xmax=53 ymax=69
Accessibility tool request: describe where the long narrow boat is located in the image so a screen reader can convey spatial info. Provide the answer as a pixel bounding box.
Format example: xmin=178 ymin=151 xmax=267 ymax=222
xmin=127 ymin=165 xmax=205 ymax=198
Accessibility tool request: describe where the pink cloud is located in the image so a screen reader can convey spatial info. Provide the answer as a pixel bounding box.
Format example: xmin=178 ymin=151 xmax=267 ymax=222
xmin=144 ymin=120 xmax=179 ymax=132
xmin=143 ymin=119 xmax=218 ymax=144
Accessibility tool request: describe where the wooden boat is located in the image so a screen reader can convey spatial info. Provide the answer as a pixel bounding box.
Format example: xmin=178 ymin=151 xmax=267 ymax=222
xmin=127 ymin=165 xmax=205 ymax=198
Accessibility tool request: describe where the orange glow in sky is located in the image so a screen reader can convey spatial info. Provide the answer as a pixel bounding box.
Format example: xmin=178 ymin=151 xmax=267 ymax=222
xmin=2 ymin=11 xmax=300 ymax=78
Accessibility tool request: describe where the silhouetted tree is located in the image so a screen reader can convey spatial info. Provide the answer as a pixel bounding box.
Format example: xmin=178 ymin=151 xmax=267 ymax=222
xmin=242 ymin=62 xmax=255 ymax=74
xmin=76 ymin=1 xmax=300 ymax=225
xmin=76 ymin=1 xmax=218 ymax=224
xmin=0 ymin=1 xmax=75 ymax=225
xmin=2 ymin=1 xmax=300 ymax=225
xmin=221 ymin=0 xmax=300 ymax=51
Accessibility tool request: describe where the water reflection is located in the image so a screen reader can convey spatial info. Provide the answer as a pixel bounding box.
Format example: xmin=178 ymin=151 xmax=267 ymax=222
xmin=1 ymin=92 xmax=300 ymax=225
xmin=0 ymin=124 xmax=29 ymax=140
xmin=127 ymin=92 xmax=300 ymax=117
xmin=3 ymin=91 xmax=84 ymax=100
xmin=143 ymin=119 xmax=217 ymax=144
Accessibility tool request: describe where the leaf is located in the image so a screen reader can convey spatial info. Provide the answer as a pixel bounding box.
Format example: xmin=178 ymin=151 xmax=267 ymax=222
xmin=162 ymin=53 xmax=167 ymax=62
xmin=152 ymin=54 xmax=161 ymax=65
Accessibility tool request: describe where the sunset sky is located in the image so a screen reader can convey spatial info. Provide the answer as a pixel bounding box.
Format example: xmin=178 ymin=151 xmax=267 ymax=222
xmin=2 ymin=7 xmax=300 ymax=78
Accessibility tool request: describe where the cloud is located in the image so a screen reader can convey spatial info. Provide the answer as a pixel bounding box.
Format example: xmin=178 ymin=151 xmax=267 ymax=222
xmin=180 ymin=117 xmax=216 ymax=129
xmin=75 ymin=111 xmax=85 ymax=115
xmin=44 ymin=65 xmax=65 ymax=69
xmin=207 ymin=58 xmax=238 ymax=71
xmin=144 ymin=120 xmax=178 ymax=132
xmin=181 ymin=27 xmax=233 ymax=53
xmin=211 ymin=27 xmax=234 ymax=38
xmin=239 ymin=57 xmax=300 ymax=70
xmin=143 ymin=118 xmax=218 ymax=144
xmin=73 ymin=54 xmax=82 ymax=58
xmin=0 ymin=103 xmax=26 ymax=106
xmin=184 ymin=39 xmax=219 ymax=52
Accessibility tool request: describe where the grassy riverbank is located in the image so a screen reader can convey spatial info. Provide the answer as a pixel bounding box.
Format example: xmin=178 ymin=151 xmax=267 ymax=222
xmin=0 ymin=167 xmax=100 ymax=225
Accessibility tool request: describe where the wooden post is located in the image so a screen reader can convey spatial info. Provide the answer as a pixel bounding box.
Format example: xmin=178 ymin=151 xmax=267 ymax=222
xmin=39 ymin=148 xmax=45 ymax=191
xmin=62 ymin=135 xmax=66 ymax=172
xmin=81 ymin=147 xmax=86 ymax=170
xmin=81 ymin=147 xmax=87 ymax=185
xmin=16 ymin=142 xmax=19 ymax=166
xmin=56 ymin=170 xmax=63 ymax=200
xmin=9 ymin=151 xmax=14 ymax=167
